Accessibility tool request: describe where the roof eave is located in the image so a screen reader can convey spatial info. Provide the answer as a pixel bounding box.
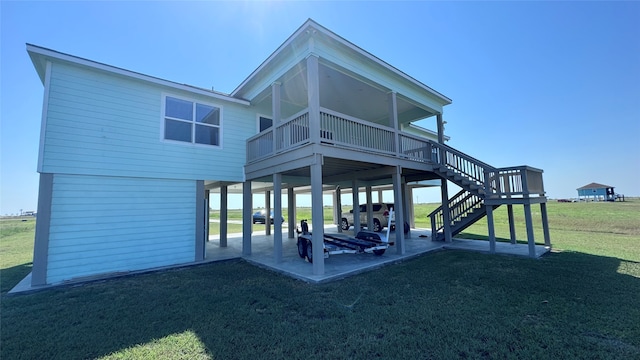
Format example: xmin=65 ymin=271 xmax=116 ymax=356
xmin=26 ymin=43 xmax=251 ymax=106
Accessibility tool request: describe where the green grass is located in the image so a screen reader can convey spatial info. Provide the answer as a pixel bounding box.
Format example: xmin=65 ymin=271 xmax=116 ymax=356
xmin=2 ymin=202 xmax=639 ymax=359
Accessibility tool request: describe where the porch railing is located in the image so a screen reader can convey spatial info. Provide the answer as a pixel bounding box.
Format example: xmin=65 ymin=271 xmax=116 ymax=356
xmin=320 ymin=108 xmax=395 ymax=154
xmin=487 ymin=166 xmax=545 ymax=198
xmin=275 ymin=110 xmax=310 ymax=152
xmin=246 ymin=109 xmax=544 ymax=199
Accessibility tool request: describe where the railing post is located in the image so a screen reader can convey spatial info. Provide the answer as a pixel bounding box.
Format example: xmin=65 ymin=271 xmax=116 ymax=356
xmin=521 ymin=167 xmax=530 ymax=198
xmin=307 ymin=54 xmax=321 ymax=145
xmin=388 ymin=91 xmax=399 ymax=157
xmin=484 ymin=169 xmax=492 ymax=199
xmin=271 ymin=82 xmax=281 ymax=154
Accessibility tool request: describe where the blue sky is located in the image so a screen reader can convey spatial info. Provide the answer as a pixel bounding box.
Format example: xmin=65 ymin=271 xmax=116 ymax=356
xmin=1 ymin=1 xmax=639 ymax=214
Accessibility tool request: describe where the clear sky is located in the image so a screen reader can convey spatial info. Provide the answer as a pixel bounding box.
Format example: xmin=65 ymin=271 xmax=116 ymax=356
xmin=1 ymin=1 xmax=639 ymax=214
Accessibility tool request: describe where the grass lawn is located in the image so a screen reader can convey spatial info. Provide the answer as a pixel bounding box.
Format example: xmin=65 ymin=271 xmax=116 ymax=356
xmin=2 ymin=201 xmax=639 ymax=359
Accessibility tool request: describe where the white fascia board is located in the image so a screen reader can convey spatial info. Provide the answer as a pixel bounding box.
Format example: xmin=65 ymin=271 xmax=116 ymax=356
xmin=26 ymin=44 xmax=250 ymax=106
xmin=231 ymin=19 xmax=314 ymax=98
xmin=312 ymin=22 xmax=452 ymax=106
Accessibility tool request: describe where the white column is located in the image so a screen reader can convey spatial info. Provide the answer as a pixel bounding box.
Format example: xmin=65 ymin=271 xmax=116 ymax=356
xmin=392 ymin=166 xmax=405 ymax=254
xmin=220 ymin=186 xmax=227 ymax=247
xmin=307 ymin=54 xmax=321 ymax=144
xmin=336 ymin=187 xmax=343 ymax=233
xmin=402 ymin=182 xmax=411 ymax=238
xmin=487 ymin=204 xmax=496 ymax=253
xmin=541 ymin=202 xmax=551 ymax=247
xmin=507 ymin=204 xmax=517 ymax=244
xmin=407 ymin=186 xmax=415 ymax=229
xmin=288 ymin=187 xmax=296 ymax=239
xmin=524 ymin=203 xmax=536 ymax=257
xmin=242 ymin=181 xmax=252 ymax=256
xmin=265 ymin=190 xmax=271 ymax=236
xmin=440 ymin=179 xmax=452 ymax=242
xmin=352 ymin=179 xmax=360 ymax=233
xmin=388 ymin=91 xmax=400 ymax=155
xmin=273 ymin=173 xmax=282 ymax=263
xmin=272 ymin=82 xmax=281 ymax=154
xmin=311 ymin=154 xmax=324 ymax=275
xmin=366 ymin=185 xmax=374 ymax=231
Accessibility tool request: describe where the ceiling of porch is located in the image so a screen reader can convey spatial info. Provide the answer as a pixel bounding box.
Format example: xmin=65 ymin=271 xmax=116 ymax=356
xmin=252 ymin=60 xmax=436 ymax=127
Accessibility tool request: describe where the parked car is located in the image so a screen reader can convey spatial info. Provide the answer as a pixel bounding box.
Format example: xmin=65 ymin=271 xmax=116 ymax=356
xmin=341 ymin=203 xmax=394 ymax=232
xmin=252 ymin=210 xmax=285 ymax=224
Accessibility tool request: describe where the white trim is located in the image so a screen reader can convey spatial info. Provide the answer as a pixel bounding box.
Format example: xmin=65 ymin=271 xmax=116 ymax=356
xmin=27 ymin=44 xmax=250 ymax=106
xmin=37 ymin=61 xmax=52 ymax=172
xmin=161 ymin=93 xmax=224 ymax=149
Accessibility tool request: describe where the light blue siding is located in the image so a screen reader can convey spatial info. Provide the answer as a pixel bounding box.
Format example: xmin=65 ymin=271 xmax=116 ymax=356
xmin=41 ymin=62 xmax=255 ymax=182
xmin=46 ymin=174 xmax=196 ymax=284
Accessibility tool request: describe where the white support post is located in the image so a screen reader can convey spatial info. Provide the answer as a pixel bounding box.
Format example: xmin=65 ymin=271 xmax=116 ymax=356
xmin=352 ymin=179 xmax=360 ymax=233
xmin=311 ymin=154 xmax=324 ymax=275
xmin=507 ymin=204 xmax=517 ymax=244
xmin=288 ymin=187 xmax=296 ymax=239
xmin=487 ymin=205 xmax=496 ymax=253
xmin=265 ymin=190 xmax=271 ymax=236
xmin=392 ymin=166 xmax=405 ymax=254
xmin=540 ymin=202 xmax=551 ymax=247
xmin=332 ymin=191 xmax=339 ymax=225
xmin=407 ymin=186 xmax=415 ymax=229
xmin=272 ymin=82 xmax=281 ymax=154
xmin=273 ymin=173 xmax=282 ymax=263
xmin=242 ymin=181 xmax=252 ymax=256
xmin=366 ymin=186 xmax=374 ymax=231
xmin=402 ymin=181 xmax=411 ymax=239
xmin=220 ymin=186 xmax=227 ymax=247
xmin=440 ymin=179 xmax=452 ymax=242
xmin=388 ymin=91 xmax=400 ymax=156
xmin=336 ymin=187 xmax=343 ymax=233
xmin=524 ymin=203 xmax=536 ymax=257
xmin=307 ymin=54 xmax=321 ymax=144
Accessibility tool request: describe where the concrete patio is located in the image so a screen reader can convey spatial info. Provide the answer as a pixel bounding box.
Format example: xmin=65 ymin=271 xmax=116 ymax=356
xmin=206 ymin=225 xmax=550 ymax=284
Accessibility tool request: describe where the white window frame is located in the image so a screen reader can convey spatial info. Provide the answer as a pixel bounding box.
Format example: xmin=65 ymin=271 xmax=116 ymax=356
xmin=161 ymin=93 xmax=223 ymax=148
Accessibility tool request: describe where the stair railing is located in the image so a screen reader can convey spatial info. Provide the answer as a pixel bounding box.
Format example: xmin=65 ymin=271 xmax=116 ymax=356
xmin=430 ymin=189 xmax=484 ymax=238
xmin=430 ymin=142 xmax=497 ymax=187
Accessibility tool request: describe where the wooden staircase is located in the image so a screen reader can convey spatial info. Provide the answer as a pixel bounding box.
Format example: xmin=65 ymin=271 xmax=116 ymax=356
xmin=427 ymin=142 xmax=546 ymax=242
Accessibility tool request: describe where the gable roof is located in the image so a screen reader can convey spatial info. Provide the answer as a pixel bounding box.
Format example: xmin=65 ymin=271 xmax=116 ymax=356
xmin=26 ymin=44 xmax=250 ymax=106
xmin=231 ymin=19 xmax=452 ymax=105
xmin=577 ymin=182 xmax=614 ymax=190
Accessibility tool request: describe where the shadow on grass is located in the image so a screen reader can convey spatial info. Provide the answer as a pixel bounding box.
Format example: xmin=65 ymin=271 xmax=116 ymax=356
xmin=0 ymin=262 xmax=32 ymax=294
xmin=1 ymin=252 xmax=639 ymax=359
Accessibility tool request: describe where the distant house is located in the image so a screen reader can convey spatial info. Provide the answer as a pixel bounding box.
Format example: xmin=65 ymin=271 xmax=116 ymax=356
xmin=577 ymin=183 xmax=618 ymax=201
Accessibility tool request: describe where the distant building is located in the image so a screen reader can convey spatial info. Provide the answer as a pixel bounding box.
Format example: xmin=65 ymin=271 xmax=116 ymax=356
xmin=577 ymin=183 xmax=618 ymax=201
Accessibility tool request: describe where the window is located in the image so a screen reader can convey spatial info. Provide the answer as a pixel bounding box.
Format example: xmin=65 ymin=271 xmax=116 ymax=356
xmin=164 ymin=96 xmax=221 ymax=146
xmin=259 ymin=116 xmax=273 ymax=132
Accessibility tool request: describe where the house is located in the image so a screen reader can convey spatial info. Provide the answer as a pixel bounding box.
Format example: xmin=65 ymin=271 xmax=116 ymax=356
xmin=577 ymin=182 xmax=620 ymax=201
xmin=27 ymin=19 xmax=550 ymax=287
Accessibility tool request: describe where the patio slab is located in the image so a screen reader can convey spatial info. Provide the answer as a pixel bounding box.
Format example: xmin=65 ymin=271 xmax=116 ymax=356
xmin=206 ymin=226 xmax=550 ymax=284
xmin=9 ymin=226 xmax=550 ymax=294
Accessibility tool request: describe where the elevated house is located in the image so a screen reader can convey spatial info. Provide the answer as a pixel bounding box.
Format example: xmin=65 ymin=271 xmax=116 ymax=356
xmin=27 ymin=19 xmax=549 ymax=286
xmin=577 ymin=183 xmax=621 ymax=201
